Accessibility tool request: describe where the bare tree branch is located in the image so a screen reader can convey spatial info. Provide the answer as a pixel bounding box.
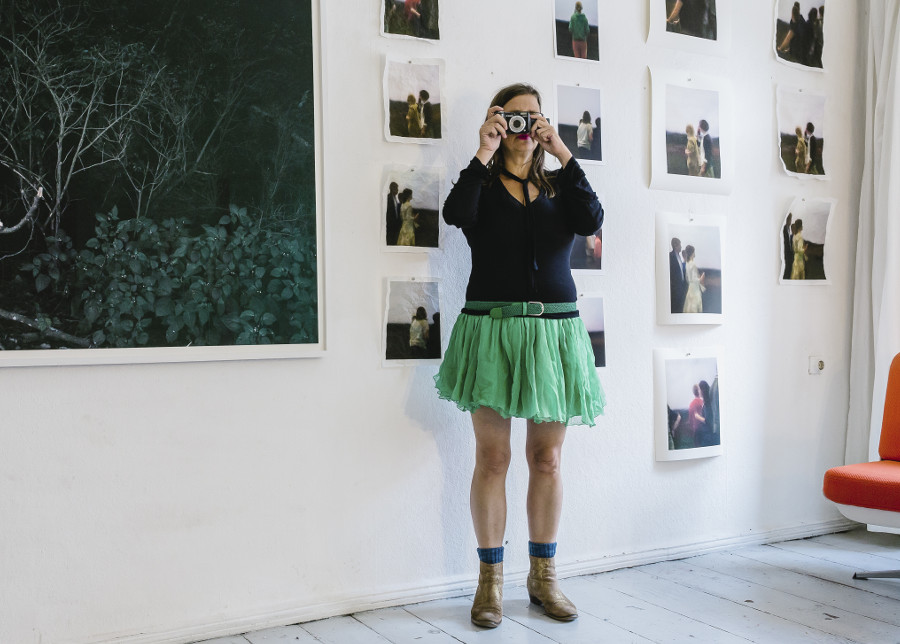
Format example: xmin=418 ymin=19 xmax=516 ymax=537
xmin=0 ymin=307 xmax=90 ymax=348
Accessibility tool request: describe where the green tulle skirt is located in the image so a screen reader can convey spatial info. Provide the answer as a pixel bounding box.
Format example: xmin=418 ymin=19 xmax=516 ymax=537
xmin=433 ymin=313 xmax=606 ymax=426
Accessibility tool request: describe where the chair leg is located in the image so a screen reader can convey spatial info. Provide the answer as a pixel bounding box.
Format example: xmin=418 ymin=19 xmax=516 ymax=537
xmin=853 ymin=570 xmax=900 ymax=580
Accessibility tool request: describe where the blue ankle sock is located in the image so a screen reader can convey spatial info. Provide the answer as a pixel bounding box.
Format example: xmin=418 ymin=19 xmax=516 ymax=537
xmin=477 ymin=546 xmax=504 ymax=564
xmin=528 ymin=541 xmax=557 ymax=558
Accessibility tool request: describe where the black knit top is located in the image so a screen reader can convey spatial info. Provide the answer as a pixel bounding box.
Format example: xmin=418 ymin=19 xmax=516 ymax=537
xmin=443 ymin=156 xmax=603 ymax=305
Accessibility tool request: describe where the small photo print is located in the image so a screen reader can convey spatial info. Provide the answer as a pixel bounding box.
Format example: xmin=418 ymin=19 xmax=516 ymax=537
xmin=776 ymin=86 xmax=827 ymax=178
xmin=570 ymin=229 xmax=602 ymax=272
xmin=383 ymin=166 xmax=443 ymax=251
xmin=649 ymin=0 xmax=730 ymax=56
xmin=553 ymin=0 xmax=600 ymax=62
xmin=780 ymin=197 xmax=834 ymax=283
xmin=656 ymin=212 xmax=724 ymax=325
xmin=556 ymin=83 xmax=604 ymax=164
xmin=384 ymin=278 xmax=442 ymax=365
xmin=578 ymin=293 xmax=606 ymax=368
xmin=382 ymin=0 xmax=440 ymax=41
xmin=665 ymin=0 xmax=718 ymax=41
xmin=655 ymin=348 xmax=722 ymax=461
xmin=774 ymin=0 xmax=824 ymax=70
xmin=383 ymin=57 xmax=443 ymax=143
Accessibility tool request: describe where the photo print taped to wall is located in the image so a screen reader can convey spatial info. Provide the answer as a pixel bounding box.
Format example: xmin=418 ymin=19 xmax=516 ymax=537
xmin=552 ymin=0 xmax=601 ymax=63
xmin=577 ymin=293 xmax=607 ymax=368
xmin=555 ymin=82 xmax=605 ymax=165
xmin=650 ymin=68 xmax=733 ymax=195
xmin=383 ymin=57 xmax=444 ymax=144
xmin=654 ymin=347 xmax=723 ymax=461
xmin=381 ymin=0 xmax=440 ymax=41
xmin=648 ymin=0 xmax=732 ymax=56
xmin=780 ymin=197 xmax=835 ymax=284
xmin=383 ymin=277 xmax=442 ymax=367
xmin=776 ymin=85 xmax=827 ymax=180
xmin=382 ymin=165 xmax=443 ymax=252
xmin=655 ymin=211 xmax=725 ymax=325
xmin=773 ymin=0 xmax=825 ymax=71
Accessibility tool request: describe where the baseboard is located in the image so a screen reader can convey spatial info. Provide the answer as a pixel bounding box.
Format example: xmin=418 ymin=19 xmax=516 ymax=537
xmin=92 ymin=517 xmax=858 ymax=644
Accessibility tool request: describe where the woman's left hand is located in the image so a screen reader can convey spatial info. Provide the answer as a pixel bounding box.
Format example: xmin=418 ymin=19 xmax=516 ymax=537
xmin=531 ymin=115 xmax=572 ymax=166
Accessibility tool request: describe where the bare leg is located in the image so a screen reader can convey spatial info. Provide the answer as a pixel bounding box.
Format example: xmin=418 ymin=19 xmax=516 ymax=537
xmin=525 ymin=420 xmax=567 ymax=543
xmin=470 ymin=407 xmax=512 ymax=547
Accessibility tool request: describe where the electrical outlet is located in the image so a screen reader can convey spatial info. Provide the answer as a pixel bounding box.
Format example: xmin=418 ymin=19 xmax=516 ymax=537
xmin=809 ymin=356 xmax=824 ymax=375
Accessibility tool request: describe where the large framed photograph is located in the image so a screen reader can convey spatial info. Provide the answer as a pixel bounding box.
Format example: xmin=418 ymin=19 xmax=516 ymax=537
xmin=774 ymin=0 xmax=825 ymax=71
xmin=382 ymin=165 xmax=443 ymax=251
xmin=577 ymin=293 xmax=606 ymax=368
xmin=649 ymin=0 xmax=731 ymax=56
xmin=650 ymin=68 xmax=733 ymax=195
xmin=381 ymin=0 xmax=440 ymax=41
xmin=776 ymin=85 xmax=827 ymax=179
xmin=383 ymin=57 xmax=444 ymax=144
xmin=0 ymin=0 xmax=325 ymax=367
xmin=656 ymin=212 xmax=724 ymax=325
xmin=383 ymin=278 xmax=442 ymax=366
xmin=654 ymin=347 xmax=723 ymax=461
xmin=556 ymin=83 xmax=605 ymax=165
xmin=553 ymin=0 xmax=600 ymax=62
xmin=780 ymin=197 xmax=835 ymax=284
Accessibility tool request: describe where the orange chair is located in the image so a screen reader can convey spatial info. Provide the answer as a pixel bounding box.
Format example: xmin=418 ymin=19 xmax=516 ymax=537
xmin=823 ymin=352 xmax=900 ymax=579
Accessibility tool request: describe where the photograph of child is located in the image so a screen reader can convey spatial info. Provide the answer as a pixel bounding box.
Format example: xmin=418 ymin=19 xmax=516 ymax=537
xmin=775 ymin=0 xmax=825 ymax=69
xmin=384 ymin=279 xmax=441 ymax=364
xmin=382 ymin=0 xmax=440 ymax=41
xmin=780 ymin=198 xmax=833 ymax=283
xmin=553 ymin=0 xmax=600 ymax=62
xmin=556 ymin=83 xmax=604 ymax=164
xmin=578 ymin=294 xmax=606 ymax=368
xmin=776 ymin=86 xmax=827 ymax=178
xmin=383 ymin=166 xmax=442 ymax=250
xmin=384 ymin=58 xmax=443 ymax=143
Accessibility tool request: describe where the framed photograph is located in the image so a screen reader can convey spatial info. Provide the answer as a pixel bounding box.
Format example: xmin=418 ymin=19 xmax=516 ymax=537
xmin=383 ymin=278 xmax=442 ymax=366
xmin=383 ymin=57 xmax=444 ymax=144
xmin=382 ymin=165 xmax=443 ymax=251
xmin=571 ymin=229 xmax=603 ymax=272
xmin=654 ymin=347 xmax=723 ymax=461
xmin=381 ymin=0 xmax=440 ymax=41
xmin=0 ymin=0 xmax=325 ymax=367
xmin=655 ymin=212 xmax=724 ymax=325
xmin=556 ymin=83 xmax=605 ymax=165
xmin=649 ymin=0 xmax=731 ymax=56
xmin=650 ymin=68 xmax=733 ymax=195
xmin=780 ymin=197 xmax=835 ymax=284
xmin=776 ymin=85 xmax=827 ymax=179
xmin=774 ymin=0 xmax=825 ymax=71
xmin=577 ymin=293 xmax=606 ymax=368
xmin=553 ymin=0 xmax=600 ymax=62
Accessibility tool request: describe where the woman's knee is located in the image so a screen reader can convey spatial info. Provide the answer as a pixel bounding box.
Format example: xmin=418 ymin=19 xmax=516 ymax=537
xmin=527 ymin=446 xmax=562 ymax=475
xmin=475 ymin=445 xmax=511 ymax=476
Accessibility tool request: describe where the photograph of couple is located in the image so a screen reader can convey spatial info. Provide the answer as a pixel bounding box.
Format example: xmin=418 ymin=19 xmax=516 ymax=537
xmin=384 ymin=58 xmax=442 ymax=142
xmin=781 ymin=198 xmax=833 ymax=283
xmin=382 ymin=0 xmax=440 ymax=41
xmin=663 ymin=219 xmax=723 ymax=319
xmin=663 ymin=354 xmax=720 ymax=454
xmin=777 ymin=86 xmax=827 ymax=177
xmin=665 ymin=84 xmax=721 ymax=179
xmin=556 ymin=84 xmax=604 ymax=164
xmin=775 ymin=0 xmax=825 ymax=69
xmin=384 ymin=279 xmax=441 ymax=363
xmin=383 ymin=167 xmax=441 ymax=250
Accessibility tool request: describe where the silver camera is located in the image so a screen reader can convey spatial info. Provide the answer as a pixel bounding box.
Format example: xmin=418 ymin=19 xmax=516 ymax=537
xmin=499 ymin=111 xmax=537 ymax=135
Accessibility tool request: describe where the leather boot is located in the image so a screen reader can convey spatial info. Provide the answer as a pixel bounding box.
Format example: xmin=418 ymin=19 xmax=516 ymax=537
xmin=526 ymin=555 xmax=578 ymax=621
xmin=470 ymin=561 xmax=503 ymax=628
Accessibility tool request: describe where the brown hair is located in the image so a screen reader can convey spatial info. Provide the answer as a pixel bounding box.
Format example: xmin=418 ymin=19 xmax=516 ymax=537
xmin=485 ymin=83 xmax=556 ymax=198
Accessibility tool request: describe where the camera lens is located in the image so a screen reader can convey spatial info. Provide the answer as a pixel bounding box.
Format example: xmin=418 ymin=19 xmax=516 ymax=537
xmin=507 ymin=114 xmax=527 ymax=133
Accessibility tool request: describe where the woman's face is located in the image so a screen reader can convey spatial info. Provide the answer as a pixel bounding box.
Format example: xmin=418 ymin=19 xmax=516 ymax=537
xmin=499 ymin=93 xmax=541 ymax=157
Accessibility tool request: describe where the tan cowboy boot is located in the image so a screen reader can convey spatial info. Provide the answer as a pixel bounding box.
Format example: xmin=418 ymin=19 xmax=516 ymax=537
xmin=526 ymin=555 xmax=578 ymax=621
xmin=470 ymin=561 xmax=503 ymax=628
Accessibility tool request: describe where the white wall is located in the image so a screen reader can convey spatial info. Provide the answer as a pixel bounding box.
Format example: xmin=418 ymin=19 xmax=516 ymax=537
xmin=0 ymin=2 xmax=866 ymax=643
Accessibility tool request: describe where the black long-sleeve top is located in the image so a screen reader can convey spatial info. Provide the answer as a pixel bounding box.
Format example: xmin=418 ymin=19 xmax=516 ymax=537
xmin=443 ymin=156 xmax=603 ymax=305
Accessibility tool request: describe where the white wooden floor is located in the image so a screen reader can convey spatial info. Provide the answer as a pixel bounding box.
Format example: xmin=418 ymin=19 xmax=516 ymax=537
xmin=196 ymin=528 xmax=900 ymax=644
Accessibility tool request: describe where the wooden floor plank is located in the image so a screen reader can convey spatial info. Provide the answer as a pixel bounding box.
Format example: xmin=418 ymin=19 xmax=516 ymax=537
xmin=242 ymin=624 xmax=321 ymax=643
xmin=812 ymin=530 xmax=900 ymax=561
xmin=352 ymin=606 xmax=462 ymax=644
xmin=688 ymin=550 xmax=900 ymax=626
xmin=301 ymin=615 xmax=393 ymax=644
xmin=194 ymin=637 xmax=250 ymax=644
xmin=645 ymin=558 xmax=900 ymax=643
xmin=403 ymin=596 xmax=557 ymax=643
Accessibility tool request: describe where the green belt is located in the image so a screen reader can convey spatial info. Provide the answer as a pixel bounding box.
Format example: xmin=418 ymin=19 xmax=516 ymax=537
xmin=464 ymin=300 xmax=577 ymax=319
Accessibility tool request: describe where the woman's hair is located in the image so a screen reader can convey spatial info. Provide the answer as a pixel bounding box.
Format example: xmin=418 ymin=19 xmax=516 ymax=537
xmin=415 ymin=306 xmax=427 ymax=320
xmin=686 ymin=123 xmax=695 ymax=137
xmin=792 ymin=3 xmax=801 ymax=20
xmin=485 ymin=83 xmax=555 ymax=197
xmin=582 ymin=110 xmax=591 ymax=123
xmin=400 ymin=188 xmax=413 ymax=203
xmin=575 ymin=1 xmax=583 ymax=12
xmin=795 ymin=126 xmax=803 ymax=137
xmin=699 ymin=380 xmax=711 ymax=409
xmin=684 ymin=244 xmax=695 ymax=261
xmin=407 ymin=94 xmax=416 ymax=105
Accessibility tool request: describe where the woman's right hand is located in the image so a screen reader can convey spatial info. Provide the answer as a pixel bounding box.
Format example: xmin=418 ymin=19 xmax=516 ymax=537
xmin=476 ymin=106 xmax=507 ymax=165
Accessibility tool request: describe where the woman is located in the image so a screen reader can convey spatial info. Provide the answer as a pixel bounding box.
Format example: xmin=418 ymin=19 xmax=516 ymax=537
xmin=682 ymin=244 xmax=705 ymax=313
xmin=684 ymin=123 xmax=701 ymax=176
xmin=409 ymin=306 xmax=430 ymax=356
xmin=793 ymin=126 xmax=808 ymax=174
xmin=568 ymin=2 xmax=590 ymax=59
xmin=777 ymin=2 xmax=809 ymax=64
xmin=396 ymin=188 xmax=418 ymax=246
xmin=576 ymin=110 xmax=593 ymax=158
xmin=791 ymin=219 xmax=807 ymax=280
xmin=435 ymin=83 xmax=605 ymax=628
xmin=406 ymin=94 xmax=422 ymax=137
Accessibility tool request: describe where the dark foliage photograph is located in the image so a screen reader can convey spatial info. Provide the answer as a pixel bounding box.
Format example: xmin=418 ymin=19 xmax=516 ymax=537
xmin=775 ymin=0 xmax=825 ymax=69
xmin=553 ymin=0 xmax=600 ymax=62
xmin=0 ymin=1 xmax=319 ymax=351
xmin=382 ymin=0 xmax=440 ymax=40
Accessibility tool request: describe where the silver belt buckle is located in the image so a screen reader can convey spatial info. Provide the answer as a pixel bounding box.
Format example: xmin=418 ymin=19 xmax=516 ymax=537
xmin=527 ymin=301 xmax=544 ymax=317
